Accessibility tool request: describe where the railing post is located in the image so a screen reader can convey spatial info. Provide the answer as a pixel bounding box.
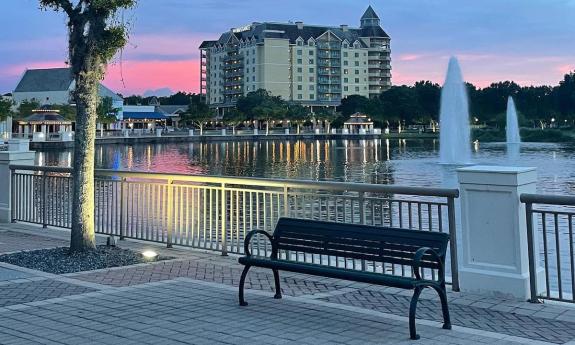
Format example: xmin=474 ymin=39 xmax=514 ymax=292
xmin=42 ymin=171 xmax=47 ymax=229
xmin=525 ymin=202 xmax=540 ymax=303
xmin=358 ymin=191 xmax=365 ymax=225
xmin=10 ymin=168 xmax=16 ymax=223
xmin=166 ymin=179 xmax=173 ymax=248
xmin=447 ymin=197 xmax=460 ymax=292
xmin=119 ymin=178 xmax=126 ymax=240
xmin=221 ymin=183 xmax=228 ymax=256
xmin=283 ymin=185 xmax=289 ymax=217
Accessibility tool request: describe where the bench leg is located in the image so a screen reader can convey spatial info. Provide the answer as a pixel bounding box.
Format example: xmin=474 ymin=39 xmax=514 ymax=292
xmin=431 ymin=284 xmax=452 ymax=330
xmin=239 ymin=265 xmax=251 ymax=306
xmin=272 ymin=269 xmax=282 ymax=299
xmin=409 ymin=286 xmax=423 ymax=340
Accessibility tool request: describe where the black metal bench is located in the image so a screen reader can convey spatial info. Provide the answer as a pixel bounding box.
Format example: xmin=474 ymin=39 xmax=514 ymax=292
xmin=238 ymin=217 xmax=451 ymax=340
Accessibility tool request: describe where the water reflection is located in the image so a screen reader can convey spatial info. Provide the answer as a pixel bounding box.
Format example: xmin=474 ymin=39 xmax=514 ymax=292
xmin=36 ymin=139 xmax=575 ymax=194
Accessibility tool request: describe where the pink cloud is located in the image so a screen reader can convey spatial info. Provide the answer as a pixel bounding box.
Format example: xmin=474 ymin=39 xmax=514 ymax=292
xmin=104 ymin=59 xmax=200 ymax=95
xmin=398 ymin=54 xmax=424 ymax=61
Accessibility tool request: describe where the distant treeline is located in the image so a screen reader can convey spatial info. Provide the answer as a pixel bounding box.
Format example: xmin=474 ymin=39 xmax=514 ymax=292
xmin=122 ymin=71 xmax=575 ymax=128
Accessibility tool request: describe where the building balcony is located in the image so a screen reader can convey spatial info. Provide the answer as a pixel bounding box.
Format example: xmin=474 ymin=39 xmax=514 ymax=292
xmin=224 ymin=62 xmax=244 ymax=69
xmin=224 ymin=80 xmax=243 ymax=87
xmin=225 ymin=70 xmax=244 ymax=77
xmin=224 ymin=88 xmax=243 ymax=95
xmin=224 ymin=55 xmax=244 ymax=62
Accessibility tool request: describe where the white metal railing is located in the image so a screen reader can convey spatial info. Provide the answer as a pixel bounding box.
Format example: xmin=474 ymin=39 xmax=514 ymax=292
xmin=10 ymin=165 xmax=460 ymax=290
xmin=522 ymin=193 xmax=575 ymax=303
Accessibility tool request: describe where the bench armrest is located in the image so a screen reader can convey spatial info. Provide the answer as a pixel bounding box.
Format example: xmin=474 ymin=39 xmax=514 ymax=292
xmin=413 ymin=247 xmax=444 ymax=282
xmin=244 ymin=230 xmax=277 ymax=258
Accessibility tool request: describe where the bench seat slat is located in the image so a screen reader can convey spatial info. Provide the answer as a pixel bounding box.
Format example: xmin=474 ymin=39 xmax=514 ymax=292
xmin=239 ymin=256 xmax=424 ymax=289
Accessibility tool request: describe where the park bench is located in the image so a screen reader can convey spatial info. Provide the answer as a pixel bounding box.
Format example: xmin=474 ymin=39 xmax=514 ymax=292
xmin=238 ymin=217 xmax=451 ymax=340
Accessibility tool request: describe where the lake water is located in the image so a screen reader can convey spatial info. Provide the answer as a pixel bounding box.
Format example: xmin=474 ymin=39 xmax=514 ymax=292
xmin=36 ymin=138 xmax=575 ymax=195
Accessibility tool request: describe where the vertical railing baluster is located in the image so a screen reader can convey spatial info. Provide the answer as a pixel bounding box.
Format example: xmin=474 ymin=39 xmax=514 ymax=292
xmin=542 ymin=212 xmax=550 ymax=299
xmin=568 ymin=215 xmax=574 ymax=302
xmin=42 ymin=171 xmax=47 ymax=228
xmin=554 ymin=213 xmax=562 ymax=299
xmin=447 ymin=197 xmax=460 ymax=292
xmin=525 ymin=202 xmax=539 ymax=302
xmin=221 ymin=183 xmax=227 ymax=255
xmin=167 ymin=179 xmax=173 ymax=248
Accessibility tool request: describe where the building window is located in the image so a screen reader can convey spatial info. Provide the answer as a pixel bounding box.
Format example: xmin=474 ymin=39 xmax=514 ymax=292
xmin=343 ymin=61 xmax=348 ymax=66
xmin=355 ymin=52 xmax=359 ymax=58
xmin=309 ymin=67 xmax=314 ymax=73
xmin=344 ymin=78 xmax=348 ymax=83
xmin=310 ymin=94 xmax=315 ymax=99
xmin=355 ymin=78 xmax=360 ymax=83
xmin=297 ymin=67 xmax=303 ymax=73
xmin=343 ymin=69 xmax=348 ymax=74
xmin=355 ymin=61 xmax=359 ymax=66
xmin=297 ymin=85 xmax=302 ymax=90
xmin=344 ymin=86 xmax=348 ymax=91
xmin=252 ymin=76 xmax=255 ymax=81
xmin=297 ymin=50 xmax=302 ymax=55
xmin=309 ymin=76 xmax=314 ymax=82
xmin=309 ymin=59 xmax=314 ymax=64
xmin=309 ymin=85 xmax=315 ymax=90
xmin=355 ymin=70 xmax=359 ymax=75
xmin=252 ymin=58 xmax=255 ymax=63
xmin=297 ymin=59 xmax=302 ymax=64
xmin=297 ymin=40 xmax=303 ymax=46
xmin=297 ymin=76 xmax=303 ymax=82
xmin=309 ymin=50 xmax=314 ymax=56
xmin=355 ymin=86 xmax=360 ymax=92
xmin=298 ymin=94 xmax=303 ymax=99
xmin=343 ymin=52 xmax=348 ymax=57
xmin=252 ymin=67 xmax=255 ymax=72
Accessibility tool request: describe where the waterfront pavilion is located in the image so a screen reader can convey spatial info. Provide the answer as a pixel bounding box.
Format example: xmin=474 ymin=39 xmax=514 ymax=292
xmin=122 ymin=111 xmax=168 ymax=131
xmin=17 ymin=105 xmax=73 ymax=141
xmin=344 ymin=112 xmax=374 ymax=134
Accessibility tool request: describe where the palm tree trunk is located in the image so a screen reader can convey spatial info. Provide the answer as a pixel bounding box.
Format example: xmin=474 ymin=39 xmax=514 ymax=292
xmin=70 ymin=70 xmax=98 ymax=252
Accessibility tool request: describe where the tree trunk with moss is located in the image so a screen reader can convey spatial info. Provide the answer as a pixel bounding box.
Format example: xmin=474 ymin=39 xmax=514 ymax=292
xmin=41 ymin=0 xmax=135 ymax=252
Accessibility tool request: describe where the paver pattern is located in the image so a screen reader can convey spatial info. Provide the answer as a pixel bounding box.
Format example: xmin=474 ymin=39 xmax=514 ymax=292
xmin=321 ymin=289 xmax=575 ymax=344
xmin=2 ymin=225 xmax=575 ymax=344
xmin=0 ymin=278 xmax=97 ymax=307
xmin=0 ymin=279 xmax=524 ymax=345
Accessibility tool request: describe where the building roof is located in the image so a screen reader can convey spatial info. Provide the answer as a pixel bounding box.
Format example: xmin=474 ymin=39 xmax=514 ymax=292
xmin=14 ymin=68 xmax=72 ymax=92
xmin=199 ymin=7 xmax=388 ymax=48
xmin=13 ymin=67 xmax=122 ymax=102
xmin=123 ymin=112 xmax=168 ymax=120
xmin=19 ymin=106 xmax=72 ymax=124
xmin=344 ymin=112 xmax=373 ymax=125
xmin=361 ymin=6 xmax=380 ymax=20
xmin=156 ymin=105 xmax=187 ymax=115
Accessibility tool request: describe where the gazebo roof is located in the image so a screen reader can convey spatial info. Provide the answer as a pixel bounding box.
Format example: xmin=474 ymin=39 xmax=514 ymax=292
xmin=18 ymin=106 xmax=72 ymax=125
xmin=344 ymin=112 xmax=373 ymax=125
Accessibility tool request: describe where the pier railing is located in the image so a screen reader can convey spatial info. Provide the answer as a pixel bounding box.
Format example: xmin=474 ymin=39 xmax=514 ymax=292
xmin=9 ymin=165 xmax=460 ymax=290
xmin=521 ymin=193 xmax=575 ymax=303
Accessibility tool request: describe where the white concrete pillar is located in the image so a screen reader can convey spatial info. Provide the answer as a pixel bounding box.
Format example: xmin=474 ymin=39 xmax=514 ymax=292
xmin=253 ymin=128 xmax=259 ymax=135
xmin=284 ymin=128 xmax=290 ymax=135
xmin=156 ymin=128 xmax=162 ymax=137
xmin=331 ymin=128 xmax=337 ymax=134
xmin=457 ymin=166 xmax=544 ymax=299
xmin=221 ymin=129 xmax=227 ymax=136
xmin=188 ymin=129 xmax=194 ymax=137
xmin=0 ymin=140 xmax=35 ymax=222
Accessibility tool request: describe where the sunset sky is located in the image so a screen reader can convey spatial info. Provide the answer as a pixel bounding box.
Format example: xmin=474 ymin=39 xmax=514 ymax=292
xmin=1 ymin=0 xmax=574 ymax=96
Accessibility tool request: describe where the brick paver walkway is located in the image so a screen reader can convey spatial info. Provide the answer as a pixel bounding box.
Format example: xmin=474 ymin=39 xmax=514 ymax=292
xmin=2 ymin=224 xmax=575 ymax=344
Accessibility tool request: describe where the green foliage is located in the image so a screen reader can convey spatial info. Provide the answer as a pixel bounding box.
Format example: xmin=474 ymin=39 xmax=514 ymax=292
xmin=182 ymin=100 xmax=213 ymax=128
xmin=123 ymin=91 xmax=195 ymax=106
xmin=0 ymin=98 xmax=14 ymax=121
xmin=222 ymin=108 xmax=246 ymax=127
xmin=96 ymin=96 xmax=119 ymax=124
xmin=16 ymin=100 xmax=41 ymax=119
xmin=472 ymin=128 xmax=574 ymax=143
xmin=56 ymin=104 xmax=77 ymax=120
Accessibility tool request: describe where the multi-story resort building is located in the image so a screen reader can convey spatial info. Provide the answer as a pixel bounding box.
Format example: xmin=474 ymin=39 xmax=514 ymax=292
xmin=199 ymin=6 xmax=391 ymax=113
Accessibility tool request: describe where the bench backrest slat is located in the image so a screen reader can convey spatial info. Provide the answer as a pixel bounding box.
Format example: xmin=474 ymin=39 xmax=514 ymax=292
xmin=272 ymin=218 xmax=449 ymax=268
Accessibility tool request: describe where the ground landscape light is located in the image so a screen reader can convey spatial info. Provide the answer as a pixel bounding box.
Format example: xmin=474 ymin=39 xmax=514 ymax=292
xmin=142 ymin=250 xmax=158 ymax=259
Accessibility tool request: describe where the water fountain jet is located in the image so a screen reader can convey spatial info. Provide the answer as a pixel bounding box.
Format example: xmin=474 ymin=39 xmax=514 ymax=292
xmin=506 ymin=96 xmax=521 ymax=144
xmin=439 ymin=57 xmax=471 ymax=164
